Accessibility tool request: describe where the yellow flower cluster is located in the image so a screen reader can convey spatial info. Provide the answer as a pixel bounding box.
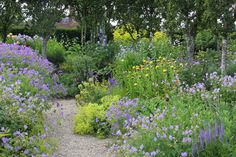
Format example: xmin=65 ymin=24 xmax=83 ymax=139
xmin=7 ymin=33 xmax=17 ymax=39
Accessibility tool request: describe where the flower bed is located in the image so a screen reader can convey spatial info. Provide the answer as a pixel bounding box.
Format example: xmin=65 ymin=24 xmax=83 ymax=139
xmin=0 ymin=43 xmax=65 ymax=156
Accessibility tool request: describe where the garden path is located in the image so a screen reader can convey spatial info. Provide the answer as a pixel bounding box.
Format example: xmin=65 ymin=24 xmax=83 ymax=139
xmin=46 ymin=99 xmax=110 ymax=157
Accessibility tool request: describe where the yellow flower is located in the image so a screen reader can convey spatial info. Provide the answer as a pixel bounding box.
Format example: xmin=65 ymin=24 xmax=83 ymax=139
xmin=145 ymin=74 xmax=149 ymax=77
xmin=134 ymin=83 xmax=138 ymax=86
xmin=12 ymin=35 xmax=17 ymax=39
xmin=143 ymin=59 xmax=146 ymax=63
xmin=145 ymin=67 xmax=149 ymax=70
xmin=149 ymin=61 xmax=154 ymax=64
xmin=155 ymin=65 xmax=159 ymax=69
xmin=170 ymin=65 xmax=174 ymax=69
xmin=163 ymin=69 xmax=167 ymax=73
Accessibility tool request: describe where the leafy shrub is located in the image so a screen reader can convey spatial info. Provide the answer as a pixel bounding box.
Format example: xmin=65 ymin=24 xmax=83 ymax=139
xmin=75 ymin=81 xmax=108 ymax=105
xmin=180 ymin=50 xmax=220 ymax=86
xmin=74 ymin=103 xmax=105 ymax=135
xmin=59 ymin=42 xmax=119 ymax=97
xmin=46 ymin=39 xmax=66 ymax=66
xmin=74 ymin=95 xmax=120 ymax=137
xmin=115 ymin=57 xmax=180 ymax=99
xmin=113 ymin=24 xmax=140 ymax=45
xmin=0 ymin=43 xmax=65 ymax=156
xmin=109 ymin=95 xmax=230 ymax=157
xmin=114 ymin=51 xmax=145 ymax=86
xmin=195 ymin=29 xmax=217 ymax=51
xmin=226 ymin=61 xmax=236 ymax=76
xmin=59 ymin=73 xmax=79 ymax=97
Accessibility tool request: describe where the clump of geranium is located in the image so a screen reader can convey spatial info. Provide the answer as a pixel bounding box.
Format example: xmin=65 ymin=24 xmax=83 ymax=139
xmin=183 ymin=72 xmax=236 ymax=103
xmin=108 ymin=95 xmax=228 ymax=157
xmin=0 ymin=43 xmax=65 ymax=156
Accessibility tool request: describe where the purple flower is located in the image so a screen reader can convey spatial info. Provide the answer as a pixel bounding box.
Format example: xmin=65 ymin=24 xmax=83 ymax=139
xmin=13 ymin=131 xmax=21 ymax=136
xmin=130 ymin=146 xmax=137 ymax=153
xmin=181 ymin=152 xmax=188 ymax=157
xmin=23 ymin=149 xmax=29 ymax=154
xmin=182 ymin=137 xmax=192 ymax=143
xmin=1 ymin=137 xmax=10 ymax=144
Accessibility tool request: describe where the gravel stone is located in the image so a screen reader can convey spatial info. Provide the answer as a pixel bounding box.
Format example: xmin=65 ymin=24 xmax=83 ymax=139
xmin=46 ymin=99 xmax=111 ymax=157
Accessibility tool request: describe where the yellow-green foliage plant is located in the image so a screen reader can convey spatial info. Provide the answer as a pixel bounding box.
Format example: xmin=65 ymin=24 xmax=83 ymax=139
xmin=100 ymin=95 xmax=121 ymax=109
xmin=113 ymin=24 xmax=147 ymax=45
xmin=75 ymin=80 xmax=108 ymax=105
xmin=74 ymin=103 xmax=104 ymax=135
xmin=74 ymin=95 xmax=121 ymax=137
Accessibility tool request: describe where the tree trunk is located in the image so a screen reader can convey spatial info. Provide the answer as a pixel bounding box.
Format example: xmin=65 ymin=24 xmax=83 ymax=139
xmin=81 ymin=24 xmax=84 ymax=45
xmin=2 ymin=26 xmax=8 ymax=43
xmin=221 ymin=38 xmax=227 ymax=76
xmin=42 ymin=35 xmax=50 ymax=57
xmin=186 ymin=33 xmax=194 ymax=63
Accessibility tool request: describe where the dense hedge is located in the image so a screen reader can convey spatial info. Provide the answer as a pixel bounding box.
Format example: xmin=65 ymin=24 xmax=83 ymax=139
xmin=10 ymin=27 xmax=87 ymax=48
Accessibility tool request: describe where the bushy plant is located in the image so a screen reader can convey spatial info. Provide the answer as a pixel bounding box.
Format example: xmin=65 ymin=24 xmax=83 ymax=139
xmin=74 ymin=95 xmax=121 ymax=137
xmin=195 ymin=30 xmax=217 ymax=51
xmin=180 ymin=49 xmax=220 ymax=86
xmin=114 ymin=51 xmax=146 ymax=86
xmin=115 ymin=57 xmax=180 ymax=99
xmin=59 ymin=73 xmax=79 ymax=97
xmin=59 ymin=42 xmax=119 ymax=97
xmin=109 ymin=95 xmax=231 ymax=157
xmin=75 ymin=81 xmax=108 ymax=105
xmin=226 ymin=61 xmax=236 ymax=76
xmin=46 ymin=39 xmax=66 ymax=66
xmin=0 ymin=43 xmax=65 ymax=156
xmin=74 ymin=103 xmax=106 ymax=135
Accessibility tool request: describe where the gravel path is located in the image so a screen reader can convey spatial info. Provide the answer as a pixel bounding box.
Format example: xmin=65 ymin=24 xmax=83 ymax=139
xmin=46 ymin=99 xmax=111 ymax=157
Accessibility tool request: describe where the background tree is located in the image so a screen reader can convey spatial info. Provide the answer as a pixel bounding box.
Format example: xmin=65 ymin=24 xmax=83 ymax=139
xmin=26 ymin=0 xmax=66 ymax=56
xmin=0 ymin=0 xmax=23 ymax=43
xmin=165 ymin=0 xmax=205 ymax=63
xmin=204 ymin=0 xmax=236 ymax=75
xmin=112 ymin=0 xmax=163 ymax=41
xmin=71 ymin=0 xmax=112 ymax=45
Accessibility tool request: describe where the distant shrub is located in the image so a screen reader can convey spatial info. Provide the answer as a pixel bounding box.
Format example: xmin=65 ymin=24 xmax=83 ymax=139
xmin=46 ymin=39 xmax=66 ymax=66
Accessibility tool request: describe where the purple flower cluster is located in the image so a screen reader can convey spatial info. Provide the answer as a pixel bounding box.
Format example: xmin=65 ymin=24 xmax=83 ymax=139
xmin=16 ymin=34 xmax=33 ymax=43
xmin=109 ymin=103 xmax=200 ymax=157
xmin=0 ymin=43 xmax=65 ymax=156
xmin=192 ymin=122 xmax=225 ymax=156
xmin=184 ymin=72 xmax=236 ymax=101
xmin=106 ymin=97 xmax=139 ymax=133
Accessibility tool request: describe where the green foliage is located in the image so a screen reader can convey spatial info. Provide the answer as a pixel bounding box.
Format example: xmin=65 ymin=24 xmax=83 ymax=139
xmin=115 ymin=57 xmax=180 ymax=99
xmin=114 ymin=51 xmax=145 ymax=85
xmin=228 ymin=39 xmax=236 ymax=52
xmin=0 ymin=1 xmax=22 ymax=42
xmin=59 ymin=73 xmax=79 ymax=97
xmin=100 ymin=95 xmax=121 ymax=109
xmin=74 ymin=103 xmax=105 ymax=135
xmin=226 ymin=61 xmax=236 ymax=76
xmin=180 ymin=50 xmax=220 ymax=86
xmin=195 ymin=30 xmax=217 ymax=51
xmin=74 ymin=95 xmax=120 ymax=137
xmin=75 ymin=81 xmax=108 ymax=105
xmin=59 ymin=42 xmax=119 ymax=97
xmin=46 ymin=39 xmax=65 ymax=65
